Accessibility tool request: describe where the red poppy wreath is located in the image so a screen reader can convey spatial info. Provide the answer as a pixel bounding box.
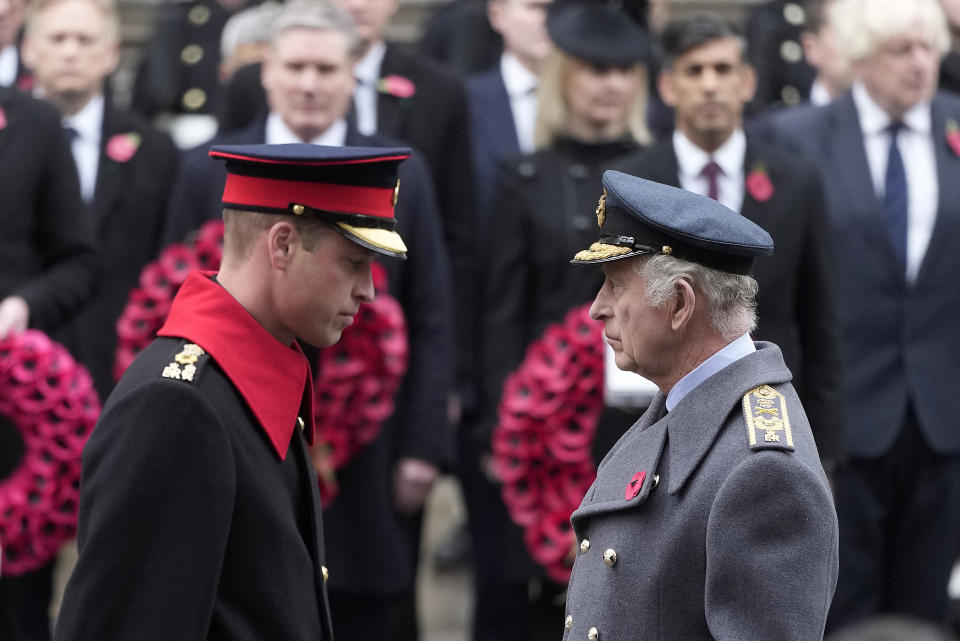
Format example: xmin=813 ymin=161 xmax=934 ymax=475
xmin=491 ymin=304 xmax=604 ymax=583
xmin=0 ymin=330 xmax=100 ymax=575
xmin=114 ymin=220 xmax=408 ymax=503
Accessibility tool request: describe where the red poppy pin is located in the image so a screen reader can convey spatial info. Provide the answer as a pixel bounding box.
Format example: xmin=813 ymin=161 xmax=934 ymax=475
xmin=106 ymin=132 xmax=141 ymax=163
xmin=746 ymin=162 xmax=774 ymax=202
xmin=377 ymin=74 xmax=416 ymax=99
xmin=15 ymin=74 xmax=34 ymax=92
xmin=947 ymin=119 xmax=960 ymax=158
xmin=624 ymin=470 xmax=646 ymax=501
xmin=0 ymin=106 xmax=7 ymax=130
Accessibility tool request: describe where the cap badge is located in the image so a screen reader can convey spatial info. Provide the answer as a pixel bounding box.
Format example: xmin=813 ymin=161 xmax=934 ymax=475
xmin=596 ymin=189 xmax=607 ymax=227
xmin=662 ymin=245 xmax=672 ymax=255
xmin=392 ymin=179 xmax=400 ymax=207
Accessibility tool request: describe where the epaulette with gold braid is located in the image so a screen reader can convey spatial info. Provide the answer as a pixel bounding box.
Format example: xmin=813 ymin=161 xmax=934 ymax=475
xmin=159 ymin=342 xmax=208 ymax=384
xmin=742 ymin=384 xmax=795 ymax=452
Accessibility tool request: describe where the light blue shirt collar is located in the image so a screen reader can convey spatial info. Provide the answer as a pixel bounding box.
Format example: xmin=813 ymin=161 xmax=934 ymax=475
xmin=665 ymin=333 xmax=755 ymax=412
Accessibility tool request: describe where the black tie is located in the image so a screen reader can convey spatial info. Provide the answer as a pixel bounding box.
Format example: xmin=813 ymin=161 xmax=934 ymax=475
xmin=884 ymin=122 xmax=908 ymax=270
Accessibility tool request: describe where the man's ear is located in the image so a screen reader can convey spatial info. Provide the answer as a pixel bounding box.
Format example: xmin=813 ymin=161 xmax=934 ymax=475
xmin=738 ymin=62 xmax=758 ymax=104
xmin=657 ymin=69 xmax=677 ymax=107
xmin=669 ymin=278 xmax=697 ymax=331
xmin=267 ymin=220 xmax=297 ymax=270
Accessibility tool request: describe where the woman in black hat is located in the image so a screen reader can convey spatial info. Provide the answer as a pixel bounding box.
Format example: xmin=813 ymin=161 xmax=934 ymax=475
xmin=468 ymin=1 xmax=654 ymax=638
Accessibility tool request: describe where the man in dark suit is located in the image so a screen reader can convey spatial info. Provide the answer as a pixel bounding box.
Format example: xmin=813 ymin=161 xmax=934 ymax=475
xmin=333 ymin=0 xmax=475 ymax=417
xmin=55 ymin=141 xmax=417 ymax=641
xmin=165 ymin=3 xmax=453 ymax=638
xmin=23 ymin=0 xmax=178 ymax=403
xmin=772 ymin=0 xmax=960 ymax=632
xmin=618 ymin=14 xmax=844 ymax=467
xmin=0 ymin=86 xmax=97 ymax=641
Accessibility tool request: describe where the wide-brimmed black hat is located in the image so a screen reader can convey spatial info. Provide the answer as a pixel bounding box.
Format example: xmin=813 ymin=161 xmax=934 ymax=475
xmin=546 ymin=0 xmax=652 ymax=65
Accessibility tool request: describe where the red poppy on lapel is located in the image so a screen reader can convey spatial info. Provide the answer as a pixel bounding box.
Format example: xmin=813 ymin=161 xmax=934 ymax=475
xmin=624 ymin=470 xmax=646 ymax=501
xmin=377 ymin=74 xmax=416 ymax=99
xmin=947 ymin=119 xmax=960 ymax=158
xmin=0 ymin=106 xmax=6 ymax=130
xmin=106 ymin=132 xmax=141 ymax=162
xmin=746 ymin=162 xmax=774 ymax=202
xmin=15 ymin=75 xmax=34 ymax=92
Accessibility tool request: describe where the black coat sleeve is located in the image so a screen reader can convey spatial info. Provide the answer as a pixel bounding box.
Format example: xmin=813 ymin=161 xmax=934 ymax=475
xmin=478 ymin=160 xmax=533 ymax=439
xmin=54 ymin=380 xmax=236 ymax=641
xmin=14 ymin=119 xmax=99 ymax=333
xmin=389 ymin=154 xmax=455 ymax=466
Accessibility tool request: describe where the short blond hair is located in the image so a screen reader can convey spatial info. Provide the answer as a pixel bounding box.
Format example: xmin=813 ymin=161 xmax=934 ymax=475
xmin=534 ymin=48 xmax=651 ymax=150
xmin=831 ymin=0 xmax=950 ymax=63
xmin=25 ymin=0 xmax=120 ymax=42
xmin=222 ymin=208 xmax=330 ymax=261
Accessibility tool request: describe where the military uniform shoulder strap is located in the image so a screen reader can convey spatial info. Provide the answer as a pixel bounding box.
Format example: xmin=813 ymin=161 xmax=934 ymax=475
xmin=742 ymin=384 xmax=795 ymax=453
xmin=159 ymin=341 xmax=209 ymax=385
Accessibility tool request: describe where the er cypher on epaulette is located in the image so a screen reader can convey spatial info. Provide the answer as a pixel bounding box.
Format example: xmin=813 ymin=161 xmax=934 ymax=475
xmin=160 ymin=341 xmax=209 ymax=383
xmin=743 ymin=384 xmax=795 ymax=452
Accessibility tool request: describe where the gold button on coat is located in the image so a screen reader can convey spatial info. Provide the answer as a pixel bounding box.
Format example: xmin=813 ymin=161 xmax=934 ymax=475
xmin=181 ymin=44 xmax=204 ymax=65
xmin=602 ymin=549 xmax=617 ymax=567
xmin=188 ymin=5 xmax=211 ymax=25
xmin=565 ymin=615 xmax=573 ymax=629
xmin=579 ymin=538 xmax=590 ymax=554
xmin=321 ymin=565 xmax=329 ymax=583
xmin=182 ymin=88 xmax=207 ymax=111
xmin=587 ymin=626 xmax=599 ymax=641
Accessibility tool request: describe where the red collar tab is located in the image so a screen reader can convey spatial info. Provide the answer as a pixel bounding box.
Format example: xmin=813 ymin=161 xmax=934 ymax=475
xmin=209 ymin=143 xmax=411 ymax=220
xmin=158 ymin=271 xmax=315 ymax=460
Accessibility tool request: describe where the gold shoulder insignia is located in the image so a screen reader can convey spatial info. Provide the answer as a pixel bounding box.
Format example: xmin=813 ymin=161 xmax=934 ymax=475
xmin=160 ymin=342 xmax=208 ymax=384
xmin=742 ymin=384 xmax=794 ymax=452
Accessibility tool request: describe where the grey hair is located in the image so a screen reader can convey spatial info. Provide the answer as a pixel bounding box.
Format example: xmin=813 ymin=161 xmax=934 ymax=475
xmin=635 ymin=254 xmax=759 ymax=341
xmin=270 ymin=0 xmax=363 ymax=57
xmin=831 ymin=0 xmax=950 ymax=63
xmin=221 ymin=1 xmax=283 ymax=61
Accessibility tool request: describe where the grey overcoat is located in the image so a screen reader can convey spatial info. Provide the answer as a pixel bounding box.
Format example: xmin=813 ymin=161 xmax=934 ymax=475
xmin=564 ymin=342 xmax=838 ymax=641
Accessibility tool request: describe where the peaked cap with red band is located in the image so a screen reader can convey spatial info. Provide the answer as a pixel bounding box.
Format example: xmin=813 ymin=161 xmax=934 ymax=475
xmin=209 ymin=143 xmax=412 ymax=259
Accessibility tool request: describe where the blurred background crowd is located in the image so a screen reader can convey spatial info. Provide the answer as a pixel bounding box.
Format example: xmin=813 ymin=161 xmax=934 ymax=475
xmin=2 ymin=0 xmax=960 ymax=639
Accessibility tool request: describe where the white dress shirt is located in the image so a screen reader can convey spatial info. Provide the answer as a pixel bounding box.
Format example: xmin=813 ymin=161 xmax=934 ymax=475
xmin=674 ymin=128 xmax=747 ymax=213
xmin=353 ymin=41 xmax=387 ymax=136
xmin=809 ymin=80 xmax=832 ymax=107
xmin=500 ymin=52 xmax=538 ymax=154
xmin=0 ymin=45 xmax=17 ymax=86
xmin=63 ymin=94 xmax=104 ymax=203
xmin=852 ymin=82 xmax=938 ymax=283
xmin=666 ymin=333 xmax=756 ymax=412
xmin=265 ymin=111 xmax=348 ymax=146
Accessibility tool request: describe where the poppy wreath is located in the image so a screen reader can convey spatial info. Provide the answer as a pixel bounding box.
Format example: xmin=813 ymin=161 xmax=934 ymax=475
xmin=491 ymin=304 xmax=604 ymax=583
xmin=113 ymin=220 xmax=409 ymax=502
xmin=0 ymin=330 xmax=99 ymax=575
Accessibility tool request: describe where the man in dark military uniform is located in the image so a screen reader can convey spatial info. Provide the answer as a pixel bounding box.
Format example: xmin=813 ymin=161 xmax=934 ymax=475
xmin=53 ymin=142 xmax=414 ymax=641
xmin=745 ymin=0 xmax=816 ymax=110
xmin=562 ymin=171 xmax=838 ymax=641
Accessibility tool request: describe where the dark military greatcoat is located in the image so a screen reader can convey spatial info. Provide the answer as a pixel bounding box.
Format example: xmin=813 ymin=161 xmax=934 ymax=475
xmin=564 ymin=343 xmax=838 ymax=641
xmin=54 ymin=272 xmax=334 ymax=641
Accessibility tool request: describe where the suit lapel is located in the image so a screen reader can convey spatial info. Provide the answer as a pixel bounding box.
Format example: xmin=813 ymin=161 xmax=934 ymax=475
xmin=92 ymin=103 xmax=130 ymax=231
xmin=376 ymin=45 xmax=410 ymax=137
xmin=918 ymin=94 xmax=960 ymax=281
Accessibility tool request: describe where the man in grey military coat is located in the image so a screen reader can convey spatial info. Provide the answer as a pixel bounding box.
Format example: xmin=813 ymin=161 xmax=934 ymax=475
xmin=563 ymin=170 xmax=839 ymax=641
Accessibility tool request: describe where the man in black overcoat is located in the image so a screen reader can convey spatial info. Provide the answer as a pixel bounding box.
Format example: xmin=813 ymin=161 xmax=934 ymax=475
xmin=54 ymin=137 xmax=419 ymax=640
xmin=23 ymin=0 xmax=179 ymax=403
xmin=163 ymin=3 xmax=454 ymax=638
xmin=616 ymin=14 xmax=844 ymax=468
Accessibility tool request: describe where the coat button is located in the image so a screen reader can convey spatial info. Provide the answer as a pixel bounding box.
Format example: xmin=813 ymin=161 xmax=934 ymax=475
xmin=565 ymin=614 xmax=573 ymax=629
xmin=322 ymin=565 xmax=329 ymax=583
xmin=182 ymin=88 xmax=207 ymax=111
xmin=579 ymin=538 xmax=590 ymax=554
xmin=602 ymin=548 xmax=617 ymax=567
xmin=587 ymin=626 xmax=599 ymax=641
